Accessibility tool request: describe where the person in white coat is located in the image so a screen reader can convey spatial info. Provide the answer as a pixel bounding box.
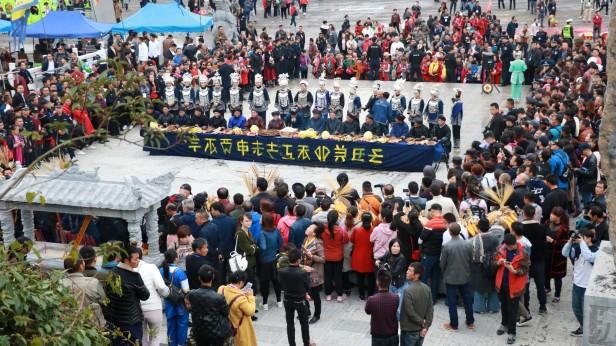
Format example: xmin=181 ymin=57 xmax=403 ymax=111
xmin=137 ymin=254 xmax=170 ymax=346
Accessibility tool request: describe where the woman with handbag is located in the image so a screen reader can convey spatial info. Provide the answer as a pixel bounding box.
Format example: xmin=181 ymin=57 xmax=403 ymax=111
xmin=160 ymin=249 xmax=190 ymax=346
xmin=235 ymin=213 xmax=259 ymax=297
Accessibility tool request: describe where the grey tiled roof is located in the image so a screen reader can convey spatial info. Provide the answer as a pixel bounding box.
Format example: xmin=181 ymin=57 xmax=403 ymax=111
xmin=0 ymin=166 xmax=175 ymax=211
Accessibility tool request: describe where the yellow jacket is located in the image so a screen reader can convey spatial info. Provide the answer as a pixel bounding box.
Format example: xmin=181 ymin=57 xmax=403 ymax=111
xmin=428 ymin=60 xmax=446 ymax=79
xmin=218 ymin=284 xmax=257 ymax=346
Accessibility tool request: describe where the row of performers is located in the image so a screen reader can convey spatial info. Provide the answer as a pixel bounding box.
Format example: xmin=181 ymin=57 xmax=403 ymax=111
xmin=160 ymin=72 xmax=446 ymax=123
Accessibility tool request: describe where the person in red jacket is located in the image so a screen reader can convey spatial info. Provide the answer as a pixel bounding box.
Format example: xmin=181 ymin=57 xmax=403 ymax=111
xmin=321 ymin=210 xmax=349 ymax=302
xmin=592 ymin=12 xmax=602 ymax=40
xmin=495 ymin=234 xmax=530 ymax=345
xmin=351 ymin=212 xmax=375 ymax=300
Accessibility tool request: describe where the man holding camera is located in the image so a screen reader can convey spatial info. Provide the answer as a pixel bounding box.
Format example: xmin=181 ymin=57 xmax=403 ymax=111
xmin=561 ymin=228 xmax=598 ymax=337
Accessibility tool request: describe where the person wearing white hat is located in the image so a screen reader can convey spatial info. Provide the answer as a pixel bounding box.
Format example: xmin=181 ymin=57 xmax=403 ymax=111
xmin=390 ymin=79 xmax=407 ymax=118
xmin=423 ymin=88 xmax=444 ymax=132
xmin=407 ymin=83 xmax=425 ymax=124
xmin=275 ymin=73 xmax=294 ymax=118
xmin=210 ymin=72 xmax=226 ymax=116
xmin=163 ymin=75 xmax=178 ymax=109
xmin=194 ymin=74 xmax=211 ymax=117
xmin=313 ymin=74 xmax=330 ymax=117
xmin=180 ymin=73 xmax=194 ymax=106
xmin=329 ymin=78 xmax=345 ymax=119
xmin=228 ymin=72 xmax=243 ymax=113
xmin=562 ymin=18 xmax=574 ymax=45
xmin=294 ymin=80 xmax=313 ymax=120
xmin=347 ymin=78 xmax=362 ymax=118
xmin=249 ymin=74 xmax=270 ymax=122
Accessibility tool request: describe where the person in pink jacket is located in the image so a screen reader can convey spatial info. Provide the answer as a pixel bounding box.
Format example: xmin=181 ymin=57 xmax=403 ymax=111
xmin=370 ymin=208 xmax=397 ymax=260
xmin=277 ymin=202 xmax=298 ymax=245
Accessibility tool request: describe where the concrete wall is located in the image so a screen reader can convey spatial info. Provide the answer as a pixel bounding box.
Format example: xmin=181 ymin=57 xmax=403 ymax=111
xmin=584 ymin=241 xmax=616 ymax=345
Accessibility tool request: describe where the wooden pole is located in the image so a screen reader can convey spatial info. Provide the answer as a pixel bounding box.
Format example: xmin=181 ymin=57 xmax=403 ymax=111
xmin=71 ymin=215 xmax=92 ymax=253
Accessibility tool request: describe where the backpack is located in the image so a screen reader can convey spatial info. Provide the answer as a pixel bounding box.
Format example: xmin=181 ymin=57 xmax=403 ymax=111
xmin=164 ymin=269 xmax=186 ymax=306
xmin=555 ymin=152 xmax=571 ymax=180
xmin=466 ymin=199 xmax=486 ymax=220
xmin=221 ymin=287 xmax=246 ymax=336
xmin=472 ymin=235 xmax=497 ymax=275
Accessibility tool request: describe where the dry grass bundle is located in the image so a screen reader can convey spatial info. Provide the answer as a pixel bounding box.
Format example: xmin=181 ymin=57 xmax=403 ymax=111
xmin=242 ymin=163 xmax=279 ymax=197
xmin=325 ymin=176 xmax=352 ymax=215
xmin=0 ymin=146 xmax=14 ymax=170
xmin=32 ymin=154 xmax=72 ymax=175
xmin=481 ymin=183 xmax=517 ymax=230
xmin=481 ymin=184 xmax=513 ymax=209
xmin=487 ymin=208 xmax=519 ymax=230
xmin=463 ymin=208 xmax=479 ymax=237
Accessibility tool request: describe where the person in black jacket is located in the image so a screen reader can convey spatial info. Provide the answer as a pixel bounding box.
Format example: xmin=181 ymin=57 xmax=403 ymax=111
xmin=484 ymin=103 xmax=506 ymax=139
xmin=432 ymin=115 xmax=452 ymax=156
xmin=376 ymin=239 xmax=407 ymax=291
xmin=541 ymin=175 xmax=569 ymax=223
xmin=278 ymin=248 xmax=313 ymax=346
xmin=103 ymin=246 xmax=150 ymax=345
xmin=186 ymin=264 xmax=233 ymax=346
xmin=521 ymin=205 xmax=548 ymax=314
xmin=576 ymin=143 xmax=598 ymax=207
xmin=186 ymin=238 xmax=216 ymax=290
xmin=391 ymin=205 xmax=424 ymax=262
xmin=366 ymin=38 xmax=382 ymax=80
xmin=419 ymin=204 xmax=448 ymax=303
xmin=507 ymin=173 xmax=530 ymax=211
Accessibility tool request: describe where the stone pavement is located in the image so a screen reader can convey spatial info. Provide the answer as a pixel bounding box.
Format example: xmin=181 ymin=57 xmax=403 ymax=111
xmin=252 ymin=275 xmax=581 ymax=346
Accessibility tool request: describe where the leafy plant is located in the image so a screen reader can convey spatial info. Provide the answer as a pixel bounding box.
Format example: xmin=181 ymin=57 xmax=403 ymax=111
xmin=0 ymin=243 xmax=108 ymax=345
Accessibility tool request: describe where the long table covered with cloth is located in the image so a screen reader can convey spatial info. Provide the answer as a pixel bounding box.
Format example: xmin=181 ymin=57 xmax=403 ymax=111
xmin=143 ymin=132 xmax=444 ymax=172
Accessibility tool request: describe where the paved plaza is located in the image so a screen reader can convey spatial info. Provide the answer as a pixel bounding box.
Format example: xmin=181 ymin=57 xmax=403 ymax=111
xmin=75 ymin=0 xmax=603 ymax=345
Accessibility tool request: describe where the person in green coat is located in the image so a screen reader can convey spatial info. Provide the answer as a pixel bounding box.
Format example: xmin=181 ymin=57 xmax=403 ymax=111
xmin=235 ymin=213 xmax=259 ymax=290
xmin=509 ymin=51 xmax=527 ymax=103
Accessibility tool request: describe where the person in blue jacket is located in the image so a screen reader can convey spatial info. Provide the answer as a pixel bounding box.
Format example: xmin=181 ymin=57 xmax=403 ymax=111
xmin=450 ymin=88 xmax=463 ymax=149
xmin=258 ymin=213 xmax=283 ymax=310
xmin=370 ymin=90 xmax=393 ymax=135
xmin=389 ymin=114 xmax=410 ymax=138
xmin=306 ymin=108 xmax=326 ymax=132
xmin=284 ymin=107 xmax=305 ymax=130
xmin=228 ymin=108 xmax=247 ymax=128
xmin=549 ymin=140 xmax=570 ymax=190
xmin=160 ymin=249 xmax=190 ymax=346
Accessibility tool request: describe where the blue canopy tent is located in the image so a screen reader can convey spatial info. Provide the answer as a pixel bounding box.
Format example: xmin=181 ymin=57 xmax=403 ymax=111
xmin=26 ymin=11 xmax=112 ymax=38
xmin=0 ymin=20 xmax=10 ymax=34
xmin=112 ymin=3 xmax=213 ymax=33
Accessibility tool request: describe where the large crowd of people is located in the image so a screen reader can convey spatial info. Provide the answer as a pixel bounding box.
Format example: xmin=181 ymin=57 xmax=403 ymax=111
xmin=0 ymin=0 xmax=611 ymax=345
